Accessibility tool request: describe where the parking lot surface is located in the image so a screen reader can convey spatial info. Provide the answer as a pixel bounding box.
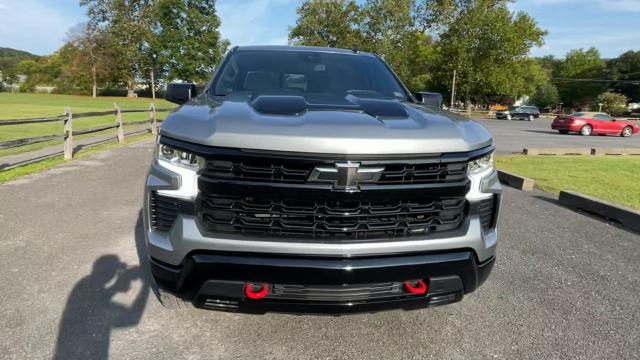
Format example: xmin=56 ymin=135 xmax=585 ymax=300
xmin=1 ymin=139 xmax=639 ymax=359
xmin=475 ymin=116 xmax=640 ymax=154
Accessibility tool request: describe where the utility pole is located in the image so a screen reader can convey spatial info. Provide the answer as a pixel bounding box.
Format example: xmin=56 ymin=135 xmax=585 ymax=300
xmin=150 ymin=70 xmax=156 ymax=101
xmin=450 ymin=69 xmax=457 ymax=110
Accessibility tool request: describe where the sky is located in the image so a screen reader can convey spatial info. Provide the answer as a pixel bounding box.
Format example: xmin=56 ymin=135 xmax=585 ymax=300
xmin=0 ymin=0 xmax=638 ymax=58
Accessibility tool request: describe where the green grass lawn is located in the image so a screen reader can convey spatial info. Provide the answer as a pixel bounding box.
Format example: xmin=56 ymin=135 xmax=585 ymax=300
xmin=0 ymin=133 xmax=154 ymax=183
xmin=0 ymin=93 xmax=174 ymax=119
xmin=496 ymin=155 xmax=640 ymax=210
xmin=0 ymin=93 xmax=174 ymax=156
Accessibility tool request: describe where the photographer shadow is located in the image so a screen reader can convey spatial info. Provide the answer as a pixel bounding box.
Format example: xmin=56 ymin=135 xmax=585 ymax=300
xmin=53 ymin=214 xmax=150 ymax=360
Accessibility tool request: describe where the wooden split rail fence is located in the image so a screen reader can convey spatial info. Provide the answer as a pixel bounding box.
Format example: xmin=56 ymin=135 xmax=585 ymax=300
xmin=0 ymin=103 xmax=173 ymax=164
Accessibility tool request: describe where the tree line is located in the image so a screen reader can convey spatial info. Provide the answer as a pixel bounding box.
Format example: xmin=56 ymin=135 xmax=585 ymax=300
xmin=5 ymin=0 xmax=228 ymax=98
xmin=289 ymin=0 xmax=639 ymax=114
xmin=3 ymin=0 xmax=638 ymax=114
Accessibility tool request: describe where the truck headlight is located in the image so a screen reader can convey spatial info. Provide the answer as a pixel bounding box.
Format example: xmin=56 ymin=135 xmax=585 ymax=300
xmin=155 ymin=143 xmax=203 ymax=199
xmin=468 ymin=152 xmax=494 ymax=175
xmin=158 ymin=144 xmax=203 ymax=169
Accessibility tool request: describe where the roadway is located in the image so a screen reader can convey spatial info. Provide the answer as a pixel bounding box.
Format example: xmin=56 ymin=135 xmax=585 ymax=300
xmin=474 ymin=116 xmax=640 ymax=154
xmin=1 ymin=138 xmax=638 ymax=359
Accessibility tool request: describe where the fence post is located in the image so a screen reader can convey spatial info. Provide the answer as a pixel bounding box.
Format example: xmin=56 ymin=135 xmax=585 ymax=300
xmin=114 ymin=103 xmax=125 ymax=144
xmin=149 ymin=102 xmax=157 ymax=135
xmin=63 ymin=107 xmax=73 ymax=160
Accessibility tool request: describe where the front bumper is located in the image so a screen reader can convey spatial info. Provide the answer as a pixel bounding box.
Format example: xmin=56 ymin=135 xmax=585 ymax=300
xmin=150 ymin=250 xmax=495 ymax=314
xmin=143 ymin=142 xmax=502 ymax=313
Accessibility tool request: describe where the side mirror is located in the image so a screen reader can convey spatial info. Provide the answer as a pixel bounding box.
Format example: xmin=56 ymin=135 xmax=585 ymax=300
xmin=166 ymin=83 xmax=198 ymax=105
xmin=416 ymin=92 xmax=443 ymax=109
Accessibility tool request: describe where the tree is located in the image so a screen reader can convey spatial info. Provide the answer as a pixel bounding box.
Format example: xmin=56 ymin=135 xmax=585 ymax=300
xmin=0 ymin=47 xmax=39 ymax=84
xmin=427 ymin=0 xmax=546 ymax=107
xmin=153 ymin=0 xmax=229 ymax=83
xmin=289 ymin=0 xmax=434 ymax=92
xmin=359 ymin=0 xmax=433 ymax=91
xmin=289 ymin=0 xmax=363 ymax=48
xmin=81 ymin=0 xmax=155 ymax=97
xmin=16 ymin=53 xmax=64 ymax=92
xmin=555 ymin=48 xmax=607 ymax=107
xmin=595 ymin=91 xmax=628 ymax=115
xmin=530 ymin=82 xmax=559 ymax=110
xmin=607 ymin=50 xmax=640 ymax=103
xmin=80 ymin=0 xmax=229 ymax=96
xmin=61 ymin=23 xmax=127 ymax=96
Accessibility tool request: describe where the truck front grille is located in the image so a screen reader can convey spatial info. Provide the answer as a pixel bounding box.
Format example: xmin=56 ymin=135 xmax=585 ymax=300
xmin=198 ymin=196 xmax=466 ymax=240
xmin=202 ymin=158 xmax=467 ymax=185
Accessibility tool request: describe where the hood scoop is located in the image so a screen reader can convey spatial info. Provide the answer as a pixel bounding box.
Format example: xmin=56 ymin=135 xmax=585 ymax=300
xmin=250 ymin=94 xmax=409 ymax=119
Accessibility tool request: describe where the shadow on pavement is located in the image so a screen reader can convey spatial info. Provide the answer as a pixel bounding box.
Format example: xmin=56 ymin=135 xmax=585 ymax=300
xmin=53 ymin=213 xmax=150 ymax=360
xmin=522 ymin=130 xmax=563 ymax=135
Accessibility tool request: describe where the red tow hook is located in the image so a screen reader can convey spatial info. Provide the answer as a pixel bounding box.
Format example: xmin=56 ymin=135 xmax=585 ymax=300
xmin=404 ymin=279 xmax=428 ymax=295
xmin=244 ymin=282 xmax=269 ymax=300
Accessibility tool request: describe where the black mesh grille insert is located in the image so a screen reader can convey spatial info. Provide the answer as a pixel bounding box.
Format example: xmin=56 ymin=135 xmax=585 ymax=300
xmin=377 ymin=162 xmax=467 ymax=184
xmin=201 ymin=158 xmax=468 ymax=185
xmin=149 ymin=191 xmax=179 ymax=231
xmin=269 ymin=282 xmax=405 ymax=301
xmin=198 ymin=196 xmax=466 ymax=240
xmin=149 ymin=192 xmax=196 ymax=231
xmin=477 ymin=196 xmax=497 ymax=230
xmin=202 ymin=159 xmax=312 ymax=183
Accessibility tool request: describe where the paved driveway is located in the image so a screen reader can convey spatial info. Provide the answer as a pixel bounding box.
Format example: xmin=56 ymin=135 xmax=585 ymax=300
xmin=474 ymin=116 xmax=640 ymax=154
xmin=1 ymin=140 xmax=638 ymax=359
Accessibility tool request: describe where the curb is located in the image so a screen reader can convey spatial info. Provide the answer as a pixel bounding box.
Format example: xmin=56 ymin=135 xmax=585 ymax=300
xmin=523 ymin=148 xmax=591 ymax=155
xmin=497 ymin=170 xmax=534 ymax=191
xmin=591 ymin=148 xmax=640 ymax=155
xmin=522 ymin=147 xmax=640 ymax=156
xmin=559 ymin=191 xmax=640 ymax=233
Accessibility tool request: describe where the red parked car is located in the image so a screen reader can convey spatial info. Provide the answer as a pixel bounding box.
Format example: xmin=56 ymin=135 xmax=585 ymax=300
xmin=551 ymin=112 xmax=639 ymax=137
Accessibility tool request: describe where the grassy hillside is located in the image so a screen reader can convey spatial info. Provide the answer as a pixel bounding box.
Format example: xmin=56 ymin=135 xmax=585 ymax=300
xmin=0 ymin=47 xmax=39 ymax=78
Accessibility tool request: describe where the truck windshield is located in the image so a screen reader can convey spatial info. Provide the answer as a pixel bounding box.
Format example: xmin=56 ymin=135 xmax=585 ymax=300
xmin=212 ymin=50 xmax=408 ymax=101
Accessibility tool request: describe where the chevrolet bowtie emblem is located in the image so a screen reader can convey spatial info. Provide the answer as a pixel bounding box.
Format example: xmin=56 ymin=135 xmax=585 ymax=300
xmin=308 ymin=162 xmax=385 ymax=192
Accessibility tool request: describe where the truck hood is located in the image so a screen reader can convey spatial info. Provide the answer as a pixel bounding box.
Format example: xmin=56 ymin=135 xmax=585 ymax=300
xmin=159 ymin=94 xmax=493 ymax=155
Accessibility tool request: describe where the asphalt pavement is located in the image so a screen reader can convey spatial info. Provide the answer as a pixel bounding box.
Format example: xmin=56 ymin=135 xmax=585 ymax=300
xmin=474 ymin=116 xmax=640 ymax=154
xmin=1 ymin=139 xmax=639 ymax=359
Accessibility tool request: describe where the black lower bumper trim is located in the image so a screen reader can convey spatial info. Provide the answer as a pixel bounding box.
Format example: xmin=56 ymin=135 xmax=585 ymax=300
xmin=150 ymin=251 xmax=494 ymax=314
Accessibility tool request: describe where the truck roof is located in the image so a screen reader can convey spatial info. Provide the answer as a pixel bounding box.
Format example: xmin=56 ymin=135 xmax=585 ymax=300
xmin=234 ymin=45 xmax=377 ymax=57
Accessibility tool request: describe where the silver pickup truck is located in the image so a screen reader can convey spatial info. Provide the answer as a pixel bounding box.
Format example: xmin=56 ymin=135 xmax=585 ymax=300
xmin=144 ymin=45 xmax=501 ymax=313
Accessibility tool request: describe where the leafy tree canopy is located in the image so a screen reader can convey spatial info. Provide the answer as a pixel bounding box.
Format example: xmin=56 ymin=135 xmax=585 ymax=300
xmin=530 ymin=82 xmax=559 ymax=110
xmin=154 ymin=0 xmax=229 ymax=83
xmin=289 ymin=0 xmax=434 ymax=92
xmin=429 ymin=0 xmax=546 ymax=104
xmin=595 ymin=91 xmax=628 ymax=116
xmin=554 ymin=47 xmax=607 ymax=107
xmin=607 ymin=50 xmax=640 ymax=103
